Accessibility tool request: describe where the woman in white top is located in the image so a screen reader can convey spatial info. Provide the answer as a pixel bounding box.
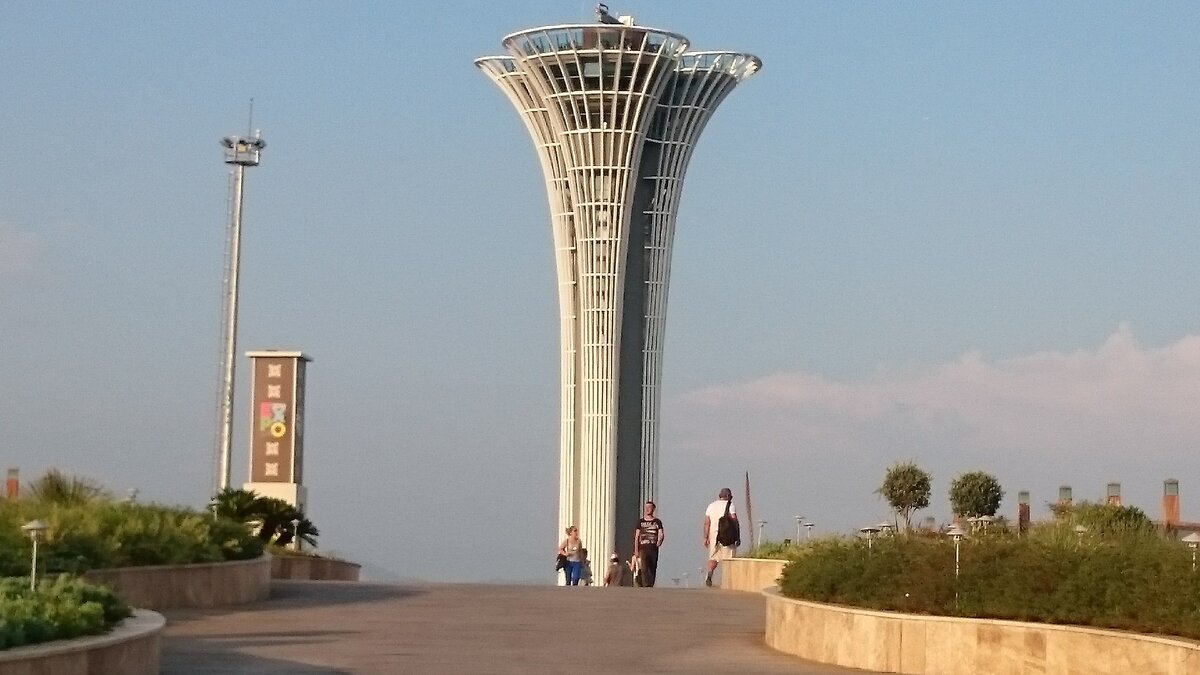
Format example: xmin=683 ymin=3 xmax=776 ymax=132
xmin=558 ymin=526 xmax=584 ymax=586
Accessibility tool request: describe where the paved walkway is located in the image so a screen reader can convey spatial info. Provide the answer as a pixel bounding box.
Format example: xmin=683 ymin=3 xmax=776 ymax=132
xmin=163 ymin=581 xmax=866 ymax=674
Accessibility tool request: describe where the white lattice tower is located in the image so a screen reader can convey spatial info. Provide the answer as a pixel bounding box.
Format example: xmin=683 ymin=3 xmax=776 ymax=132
xmin=477 ymin=21 xmax=760 ymax=563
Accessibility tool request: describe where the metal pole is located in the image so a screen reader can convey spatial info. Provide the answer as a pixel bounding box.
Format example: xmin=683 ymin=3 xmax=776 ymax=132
xmin=954 ymin=539 xmax=960 ymax=578
xmin=795 ymin=516 xmax=802 ymax=542
xmin=217 ymin=164 xmax=246 ymax=492
xmin=29 ymin=536 xmax=38 ymax=591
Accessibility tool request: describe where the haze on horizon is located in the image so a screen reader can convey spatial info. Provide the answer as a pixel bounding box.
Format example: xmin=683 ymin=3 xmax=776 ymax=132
xmin=2 ymin=1 xmax=1198 ymax=582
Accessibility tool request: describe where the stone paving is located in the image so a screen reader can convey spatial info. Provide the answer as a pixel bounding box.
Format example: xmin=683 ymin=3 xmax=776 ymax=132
xmin=163 ymin=581 xmax=866 ymax=674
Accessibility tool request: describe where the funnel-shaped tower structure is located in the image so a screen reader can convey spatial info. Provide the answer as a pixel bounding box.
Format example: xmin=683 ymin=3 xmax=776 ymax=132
xmin=476 ymin=11 xmax=760 ymax=562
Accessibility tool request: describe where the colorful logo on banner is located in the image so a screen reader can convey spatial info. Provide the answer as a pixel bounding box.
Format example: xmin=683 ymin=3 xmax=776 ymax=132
xmin=259 ymin=402 xmax=288 ymax=438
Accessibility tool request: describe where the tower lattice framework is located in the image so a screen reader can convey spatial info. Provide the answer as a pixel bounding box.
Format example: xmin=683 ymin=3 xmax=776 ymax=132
xmin=477 ymin=19 xmax=760 ymax=562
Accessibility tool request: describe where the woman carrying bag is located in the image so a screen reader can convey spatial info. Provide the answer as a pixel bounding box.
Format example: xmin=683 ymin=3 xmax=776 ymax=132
xmin=558 ymin=526 xmax=585 ymax=586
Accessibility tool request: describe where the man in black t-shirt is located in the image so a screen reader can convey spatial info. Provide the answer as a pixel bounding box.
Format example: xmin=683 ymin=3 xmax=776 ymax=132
xmin=632 ymin=501 xmax=665 ymax=588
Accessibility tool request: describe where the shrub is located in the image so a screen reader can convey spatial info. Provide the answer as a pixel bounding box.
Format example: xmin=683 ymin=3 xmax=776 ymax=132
xmin=744 ymin=539 xmax=801 ymax=559
xmin=1 ymin=501 xmax=263 ymax=576
xmin=0 ymin=576 xmax=130 ymax=650
xmin=778 ymin=523 xmax=1200 ymax=638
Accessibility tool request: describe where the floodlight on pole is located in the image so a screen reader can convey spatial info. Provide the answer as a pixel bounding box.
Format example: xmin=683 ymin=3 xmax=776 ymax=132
xmin=214 ymin=126 xmax=265 ymax=493
xmin=1183 ymin=533 xmax=1200 ymax=572
xmin=21 ymin=520 xmax=48 ymax=591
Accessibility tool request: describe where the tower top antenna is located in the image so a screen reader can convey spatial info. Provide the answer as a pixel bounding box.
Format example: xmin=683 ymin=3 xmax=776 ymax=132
xmin=247 ymin=98 xmax=254 ymax=137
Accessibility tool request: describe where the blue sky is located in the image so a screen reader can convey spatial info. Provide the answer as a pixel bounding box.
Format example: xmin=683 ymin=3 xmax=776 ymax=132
xmin=2 ymin=2 xmax=1199 ymax=581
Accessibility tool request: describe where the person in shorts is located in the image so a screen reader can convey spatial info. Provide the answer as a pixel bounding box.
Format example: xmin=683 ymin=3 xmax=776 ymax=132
xmin=702 ymin=487 xmax=739 ymax=587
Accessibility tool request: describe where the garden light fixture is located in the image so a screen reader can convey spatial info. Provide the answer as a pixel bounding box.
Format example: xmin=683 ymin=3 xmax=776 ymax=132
xmin=1183 ymin=532 xmax=1200 ymax=572
xmin=21 ymin=519 xmax=48 ymax=591
xmin=945 ymin=525 xmax=967 ymax=579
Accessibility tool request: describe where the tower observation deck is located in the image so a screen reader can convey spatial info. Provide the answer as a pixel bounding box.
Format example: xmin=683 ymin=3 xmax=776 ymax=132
xmin=476 ymin=8 xmax=760 ymax=564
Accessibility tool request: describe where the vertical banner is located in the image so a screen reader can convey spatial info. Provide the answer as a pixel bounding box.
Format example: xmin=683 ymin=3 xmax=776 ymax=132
xmin=247 ymin=354 xmax=306 ymax=483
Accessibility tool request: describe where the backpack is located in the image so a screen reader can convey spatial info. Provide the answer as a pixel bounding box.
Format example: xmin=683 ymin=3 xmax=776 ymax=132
xmin=716 ymin=500 xmax=740 ymax=547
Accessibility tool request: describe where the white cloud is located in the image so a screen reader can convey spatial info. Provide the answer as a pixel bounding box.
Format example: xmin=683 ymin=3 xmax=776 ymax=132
xmin=663 ymin=326 xmax=1200 ymax=529
xmin=677 ymin=324 xmax=1200 ymax=462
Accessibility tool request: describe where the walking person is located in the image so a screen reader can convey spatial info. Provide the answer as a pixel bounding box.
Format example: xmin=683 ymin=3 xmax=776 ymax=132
xmin=702 ymin=487 xmax=740 ymax=587
xmin=558 ymin=526 xmax=585 ymax=586
xmin=633 ymin=500 xmax=665 ymax=588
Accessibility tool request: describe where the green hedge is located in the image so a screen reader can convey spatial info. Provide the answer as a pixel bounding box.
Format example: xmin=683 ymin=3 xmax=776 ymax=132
xmin=779 ymin=526 xmax=1200 ymax=638
xmin=0 ymin=501 xmax=263 ymax=576
xmin=0 ymin=576 xmax=131 ymax=650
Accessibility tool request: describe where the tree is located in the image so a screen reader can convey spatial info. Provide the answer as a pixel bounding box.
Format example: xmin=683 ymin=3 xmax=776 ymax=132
xmin=877 ymin=462 xmax=931 ymax=531
xmin=26 ymin=469 xmax=110 ymax=505
xmin=1070 ymin=501 xmax=1152 ymax=534
xmin=210 ymin=488 xmax=263 ymax=521
xmin=948 ymin=471 xmax=1004 ymax=518
xmin=209 ymin=488 xmax=320 ymax=548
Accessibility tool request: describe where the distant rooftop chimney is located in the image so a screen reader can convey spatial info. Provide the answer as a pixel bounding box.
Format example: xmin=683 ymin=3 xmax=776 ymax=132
xmin=1106 ymin=482 xmax=1121 ymax=507
xmin=1058 ymin=485 xmax=1073 ymax=505
xmin=1164 ymin=479 xmax=1180 ymax=528
xmin=1017 ymin=490 xmax=1030 ymax=535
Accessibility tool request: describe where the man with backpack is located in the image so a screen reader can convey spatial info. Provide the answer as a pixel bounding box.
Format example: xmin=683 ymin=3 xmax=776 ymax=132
xmin=702 ymin=487 xmax=740 ymax=587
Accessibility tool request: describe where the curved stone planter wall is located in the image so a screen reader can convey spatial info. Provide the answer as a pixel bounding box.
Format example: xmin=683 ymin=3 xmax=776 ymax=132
xmin=83 ymin=554 xmax=271 ymax=611
xmin=720 ymin=558 xmax=786 ymax=593
xmin=271 ymin=555 xmax=361 ymax=581
xmin=765 ymin=590 xmax=1200 ymax=675
xmin=0 ymin=610 xmax=163 ymax=675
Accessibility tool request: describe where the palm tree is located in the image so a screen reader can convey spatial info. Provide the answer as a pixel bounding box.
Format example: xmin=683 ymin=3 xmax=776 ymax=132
xmin=26 ymin=469 xmax=110 ymax=505
xmin=208 ymin=489 xmax=320 ymax=548
xmin=209 ymin=488 xmax=264 ymax=521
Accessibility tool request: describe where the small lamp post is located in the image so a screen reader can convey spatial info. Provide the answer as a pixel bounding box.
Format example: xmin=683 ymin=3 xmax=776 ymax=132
xmin=682 ymin=571 xmax=689 ymax=588
xmin=794 ymin=515 xmax=804 ymax=542
xmin=945 ymin=525 xmax=967 ymax=579
xmin=804 ymin=522 xmax=815 ymax=541
xmin=755 ymin=520 xmax=768 ymax=547
xmin=291 ymin=518 xmax=303 ymax=552
xmin=1183 ymin=533 xmax=1200 ymax=572
xmin=877 ymin=521 xmax=894 ymax=537
xmin=21 ymin=519 xmax=49 ymax=591
xmin=860 ymin=525 xmax=881 ymax=549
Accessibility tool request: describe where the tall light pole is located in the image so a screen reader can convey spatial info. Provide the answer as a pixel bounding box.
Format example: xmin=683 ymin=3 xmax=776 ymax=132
xmin=794 ymin=515 xmax=804 ymax=542
xmin=214 ymin=129 xmax=265 ymax=493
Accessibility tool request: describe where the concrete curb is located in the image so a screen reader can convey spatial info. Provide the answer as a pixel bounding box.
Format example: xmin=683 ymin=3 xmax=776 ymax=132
xmin=763 ymin=588 xmax=1200 ymax=675
xmin=0 ymin=609 xmax=163 ymax=675
xmin=84 ymin=554 xmax=271 ymax=611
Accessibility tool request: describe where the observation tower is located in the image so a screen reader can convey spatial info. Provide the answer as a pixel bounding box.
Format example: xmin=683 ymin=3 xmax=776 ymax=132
xmin=476 ymin=5 xmax=760 ymax=563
